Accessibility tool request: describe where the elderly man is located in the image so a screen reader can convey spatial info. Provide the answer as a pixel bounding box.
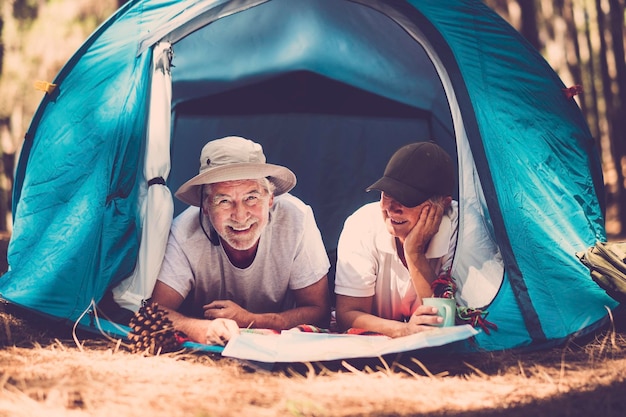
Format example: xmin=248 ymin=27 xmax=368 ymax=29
xmin=334 ymin=141 xmax=458 ymax=338
xmin=152 ymin=136 xmax=330 ymax=345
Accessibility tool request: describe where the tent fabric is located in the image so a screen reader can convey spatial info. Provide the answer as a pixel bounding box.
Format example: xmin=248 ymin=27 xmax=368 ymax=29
xmin=0 ymin=0 xmax=616 ymax=355
xmin=112 ymin=42 xmax=174 ymax=311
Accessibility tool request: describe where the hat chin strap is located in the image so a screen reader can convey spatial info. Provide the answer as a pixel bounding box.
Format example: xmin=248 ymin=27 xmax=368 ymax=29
xmin=199 ymin=185 xmax=220 ymax=246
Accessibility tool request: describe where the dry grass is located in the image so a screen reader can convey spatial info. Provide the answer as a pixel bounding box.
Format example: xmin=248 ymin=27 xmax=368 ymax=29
xmin=1 ymin=230 xmax=626 ymax=416
xmin=1 ymin=302 xmax=626 ymax=417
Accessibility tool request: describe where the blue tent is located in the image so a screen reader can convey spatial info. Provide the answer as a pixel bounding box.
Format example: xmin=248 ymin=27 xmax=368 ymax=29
xmin=0 ymin=0 xmax=616 ymax=353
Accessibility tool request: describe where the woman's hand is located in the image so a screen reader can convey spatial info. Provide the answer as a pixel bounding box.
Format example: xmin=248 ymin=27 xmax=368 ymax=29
xmin=397 ymin=304 xmax=442 ymax=337
xmin=404 ymin=198 xmax=449 ymax=258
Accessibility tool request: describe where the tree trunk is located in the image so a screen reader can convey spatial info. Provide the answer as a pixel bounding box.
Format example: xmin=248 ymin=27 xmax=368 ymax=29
xmin=517 ymin=0 xmax=541 ymax=50
xmin=486 ymin=0 xmax=514 ymax=20
xmin=581 ymin=5 xmax=602 ymax=145
xmin=563 ymin=0 xmax=587 ymax=116
xmin=596 ymin=0 xmax=625 ymax=233
xmin=607 ymin=0 xmax=626 ymax=232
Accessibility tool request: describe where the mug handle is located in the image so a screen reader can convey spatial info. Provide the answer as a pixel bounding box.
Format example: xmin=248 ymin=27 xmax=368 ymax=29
xmin=440 ymin=304 xmax=452 ymax=326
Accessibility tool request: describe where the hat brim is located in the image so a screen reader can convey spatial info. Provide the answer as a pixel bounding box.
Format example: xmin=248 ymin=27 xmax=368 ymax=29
xmin=367 ymin=176 xmax=430 ymax=208
xmin=175 ymin=163 xmax=297 ymax=206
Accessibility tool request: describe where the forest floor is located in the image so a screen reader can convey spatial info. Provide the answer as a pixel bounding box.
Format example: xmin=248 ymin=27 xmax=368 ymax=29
xmin=1 ymin=302 xmax=626 ymax=417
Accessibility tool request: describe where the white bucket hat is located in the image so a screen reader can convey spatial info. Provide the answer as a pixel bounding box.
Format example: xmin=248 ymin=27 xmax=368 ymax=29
xmin=175 ymin=136 xmax=297 ymax=207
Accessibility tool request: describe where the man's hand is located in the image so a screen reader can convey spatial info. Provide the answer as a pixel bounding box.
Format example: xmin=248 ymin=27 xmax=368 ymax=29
xmin=203 ymin=300 xmax=254 ymax=328
xmin=205 ymin=318 xmax=240 ymax=345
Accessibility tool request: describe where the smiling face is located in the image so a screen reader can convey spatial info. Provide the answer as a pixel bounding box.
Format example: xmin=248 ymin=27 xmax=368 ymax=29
xmin=203 ymin=179 xmax=274 ymax=252
xmin=379 ymin=192 xmax=427 ymax=244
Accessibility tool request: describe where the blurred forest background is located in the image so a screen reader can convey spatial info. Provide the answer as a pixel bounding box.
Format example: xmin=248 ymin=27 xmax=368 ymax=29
xmin=0 ymin=0 xmax=623 ymax=238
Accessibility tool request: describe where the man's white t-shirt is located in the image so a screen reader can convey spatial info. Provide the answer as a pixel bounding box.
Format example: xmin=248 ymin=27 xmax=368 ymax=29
xmin=334 ymin=201 xmax=458 ymax=321
xmin=157 ymin=193 xmax=330 ymax=318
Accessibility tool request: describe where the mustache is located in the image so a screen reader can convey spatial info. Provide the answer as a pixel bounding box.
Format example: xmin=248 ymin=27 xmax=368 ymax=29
xmin=224 ymin=217 xmax=258 ymax=230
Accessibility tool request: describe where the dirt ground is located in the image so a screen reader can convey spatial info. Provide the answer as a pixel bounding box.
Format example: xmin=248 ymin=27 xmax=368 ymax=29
xmin=1 ymin=301 xmax=626 ymax=417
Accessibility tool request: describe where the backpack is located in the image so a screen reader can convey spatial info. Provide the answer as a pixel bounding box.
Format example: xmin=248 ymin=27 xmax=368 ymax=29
xmin=577 ymin=242 xmax=626 ymax=304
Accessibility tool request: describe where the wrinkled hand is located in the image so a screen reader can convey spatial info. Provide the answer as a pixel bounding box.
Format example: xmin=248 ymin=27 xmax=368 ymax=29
xmin=404 ymin=198 xmax=451 ymax=262
xmin=203 ymin=300 xmax=253 ymax=328
xmin=401 ymin=305 xmax=442 ymax=336
xmin=205 ymin=318 xmax=240 ymax=346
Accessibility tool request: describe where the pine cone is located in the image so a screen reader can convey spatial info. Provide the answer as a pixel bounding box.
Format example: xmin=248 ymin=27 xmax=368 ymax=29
xmin=128 ymin=302 xmax=185 ymax=355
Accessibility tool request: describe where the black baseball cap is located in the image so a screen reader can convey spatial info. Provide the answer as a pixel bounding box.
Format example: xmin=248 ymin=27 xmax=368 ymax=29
xmin=367 ymin=141 xmax=456 ymax=207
